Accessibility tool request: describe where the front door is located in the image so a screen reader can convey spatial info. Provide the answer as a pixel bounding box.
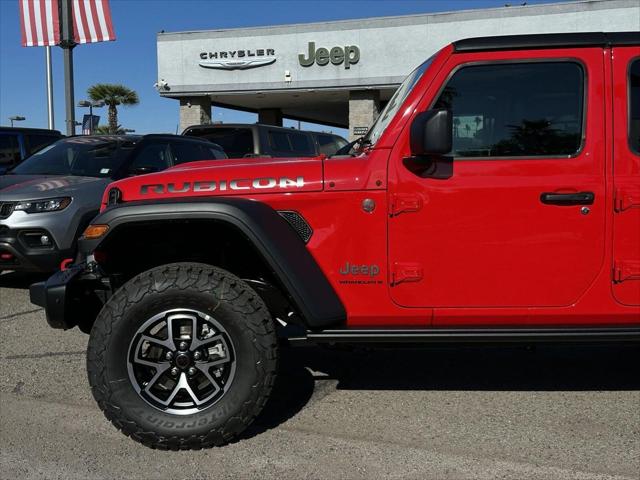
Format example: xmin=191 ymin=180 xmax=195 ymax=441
xmin=388 ymin=48 xmax=606 ymax=314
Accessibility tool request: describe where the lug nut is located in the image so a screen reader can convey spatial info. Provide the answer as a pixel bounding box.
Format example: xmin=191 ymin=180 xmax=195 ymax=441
xmin=165 ymin=351 xmax=173 ymax=361
xmin=170 ymin=367 xmax=179 ymax=377
xmin=187 ymin=367 xmax=197 ymax=377
xmin=193 ymin=351 xmax=202 ymax=360
xmin=179 ymin=341 xmax=188 ymax=351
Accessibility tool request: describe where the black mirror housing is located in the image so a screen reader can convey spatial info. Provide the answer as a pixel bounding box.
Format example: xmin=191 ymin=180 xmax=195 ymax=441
xmin=410 ymin=109 xmax=452 ymax=156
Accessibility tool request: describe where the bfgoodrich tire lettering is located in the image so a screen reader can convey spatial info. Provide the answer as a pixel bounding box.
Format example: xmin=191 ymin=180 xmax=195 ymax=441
xmin=86 ymin=262 xmax=278 ymax=450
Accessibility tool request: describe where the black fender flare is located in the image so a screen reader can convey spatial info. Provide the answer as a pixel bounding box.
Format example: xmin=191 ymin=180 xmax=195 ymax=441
xmin=79 ymin=197 xmax=346 ymax=329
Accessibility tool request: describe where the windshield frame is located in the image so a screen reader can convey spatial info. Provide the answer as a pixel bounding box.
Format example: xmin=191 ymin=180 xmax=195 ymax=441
xmin=363 ymin=56 xmax=434 ymax=148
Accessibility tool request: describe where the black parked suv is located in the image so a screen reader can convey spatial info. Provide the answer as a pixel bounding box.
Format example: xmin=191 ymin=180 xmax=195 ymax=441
xmin=183 ymin=123 xmax=348 ymax=158
xmin=0 ymin=127 xmax=63 ymax=173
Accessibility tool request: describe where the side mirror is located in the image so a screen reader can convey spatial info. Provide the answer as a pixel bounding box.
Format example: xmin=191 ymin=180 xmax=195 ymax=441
xmin=410 ymin=109 xmax=452 ymax=157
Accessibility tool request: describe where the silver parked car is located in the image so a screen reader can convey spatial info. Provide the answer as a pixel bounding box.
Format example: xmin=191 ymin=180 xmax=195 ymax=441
xmin=0 ymin=134 xmax=226 ymax=272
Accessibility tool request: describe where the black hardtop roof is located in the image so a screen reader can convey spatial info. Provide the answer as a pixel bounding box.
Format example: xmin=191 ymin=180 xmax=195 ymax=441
xmin=0 ymin=126 xmax=63 ymax=135
xmin=454 ymin=31 xmax=640 ymax=53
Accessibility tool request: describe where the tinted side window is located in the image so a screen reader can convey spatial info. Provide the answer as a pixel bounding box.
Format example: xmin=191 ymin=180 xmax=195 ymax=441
xmin=316 ymin=134 xmax=337 ymax=155
xmin=629 ymin=59 xmax=640 ymax=154
xmin=200 ymin=128 xmax=253 ymax=158
xmin=27 ymin=134 xmax=60 ymax=154
xmin=289 ymin=132 xmax=314 ymax=155
xmin=130 ymin=142 xmax=172 ymax=172
xmin=0 ymin=135 xmax=21 ymax=167
xmin=269 ymin=131 xmax=291 ymax=152
xmin=172 ymin=142 xmax=213 ymax=165
xmin=434 ymin=62 xmax=584 ymax=158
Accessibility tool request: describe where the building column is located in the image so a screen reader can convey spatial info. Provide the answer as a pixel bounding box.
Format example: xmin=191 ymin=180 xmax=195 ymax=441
xmin=258 ymin=108 xmax=283 ymax=126
xmin=348 ymin=90 xmax=380 ymax=140
xmin=179 ymin=96 xmax=211 ymax=133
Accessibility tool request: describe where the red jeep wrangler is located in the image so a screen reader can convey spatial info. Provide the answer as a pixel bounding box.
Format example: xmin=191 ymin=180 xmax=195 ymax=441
xmin=31 ymin=32 xmax=640 ymax=450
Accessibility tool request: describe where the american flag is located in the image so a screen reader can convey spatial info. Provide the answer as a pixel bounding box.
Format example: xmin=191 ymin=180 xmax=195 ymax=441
xmin=18 ymin=0 xmax=60 ymax=46
xmin=19 ymin=0 xmax=116 ymax=47
xmin=81 ymin=114 xmax=100 ymax=135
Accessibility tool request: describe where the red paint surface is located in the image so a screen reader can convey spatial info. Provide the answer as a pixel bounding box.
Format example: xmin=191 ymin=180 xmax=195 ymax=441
xmin=102 ymin=42 xmax=640 ymax=327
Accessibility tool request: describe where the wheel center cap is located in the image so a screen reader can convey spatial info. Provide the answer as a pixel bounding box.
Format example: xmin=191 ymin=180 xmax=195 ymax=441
xmin=175 ymin=352 xmax=191 ymax=369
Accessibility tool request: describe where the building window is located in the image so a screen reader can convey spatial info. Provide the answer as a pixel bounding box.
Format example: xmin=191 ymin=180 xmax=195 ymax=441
xmin=434 ymin=61 xmax=585 ymax=158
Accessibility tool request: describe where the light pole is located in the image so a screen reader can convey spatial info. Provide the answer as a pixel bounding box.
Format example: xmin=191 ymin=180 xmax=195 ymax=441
xmin=9 ymin=116 xmax=26 ymax=127
xmin=77 ymin=100 xmax=104 ymax=134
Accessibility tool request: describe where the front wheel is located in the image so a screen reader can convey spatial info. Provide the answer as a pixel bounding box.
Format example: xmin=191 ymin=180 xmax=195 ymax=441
xmin=87 ymin=262 xmax=278 ymax=450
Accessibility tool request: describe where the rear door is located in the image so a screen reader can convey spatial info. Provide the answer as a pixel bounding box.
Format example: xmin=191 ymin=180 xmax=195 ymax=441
xmin=611 ymin=48 xmax=640 ymax=305
xmin=388 ymin=48 xmax=606 ymax=315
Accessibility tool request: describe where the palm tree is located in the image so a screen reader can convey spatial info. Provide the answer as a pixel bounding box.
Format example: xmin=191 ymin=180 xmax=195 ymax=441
xmin=94 ymin=124 xmax=126 ymax=135
xmin=87 ymin=83 xmax=139 ymax=134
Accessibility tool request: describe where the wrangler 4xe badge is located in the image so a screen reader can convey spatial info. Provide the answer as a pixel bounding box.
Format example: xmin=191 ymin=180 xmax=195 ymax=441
xmin=140 ymin=176 xmax=305 ymax=194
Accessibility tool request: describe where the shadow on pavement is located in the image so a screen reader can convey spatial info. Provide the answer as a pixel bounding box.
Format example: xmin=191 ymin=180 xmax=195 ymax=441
xmin=247 ymin=343 xmax=640 ymax=438
xmin=0 ymin=271 xmax=50 ymax=290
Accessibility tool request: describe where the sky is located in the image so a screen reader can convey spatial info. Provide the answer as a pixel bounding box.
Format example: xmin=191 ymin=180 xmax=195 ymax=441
xmin=0 ymin=0 xmax=569 ymax=135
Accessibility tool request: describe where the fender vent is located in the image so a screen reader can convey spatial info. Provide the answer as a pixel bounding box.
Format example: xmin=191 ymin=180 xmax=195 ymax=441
xmin=107 ymin=187 xmax=122 ymax=206
xmin=278 ymin=211 xmax=313 ymax=243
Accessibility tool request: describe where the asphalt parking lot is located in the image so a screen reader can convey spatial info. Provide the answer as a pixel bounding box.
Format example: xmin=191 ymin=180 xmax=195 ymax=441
xmin=0 ymin=271 xmax=639 ymax=480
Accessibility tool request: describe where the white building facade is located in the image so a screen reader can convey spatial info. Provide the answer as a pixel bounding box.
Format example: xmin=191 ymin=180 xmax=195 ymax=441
xmin=156 ymin=0 xmax=640 ymax=137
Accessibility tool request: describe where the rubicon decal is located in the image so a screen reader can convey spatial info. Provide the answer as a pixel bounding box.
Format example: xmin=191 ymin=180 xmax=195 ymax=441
xmin=140 ymin=176 xmax=305 ymax=194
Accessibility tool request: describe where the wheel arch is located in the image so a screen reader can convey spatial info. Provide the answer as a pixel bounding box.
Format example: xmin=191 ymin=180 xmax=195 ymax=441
xmin=79 ymin=198 xmax=345 ymax=329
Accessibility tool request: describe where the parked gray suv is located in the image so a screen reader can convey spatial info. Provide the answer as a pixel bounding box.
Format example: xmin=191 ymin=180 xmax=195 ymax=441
xmin=0 ymin=134 xmax=226 ymax=272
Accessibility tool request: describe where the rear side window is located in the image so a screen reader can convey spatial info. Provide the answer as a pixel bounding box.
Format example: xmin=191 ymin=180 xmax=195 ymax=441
xmin=130 ymin=142 xmax=173 ymax=172
xmin=199 ymin=128 xmax=253 ymax=158
xmin=268 ymin=130 xmax=315 ymax=156
xmin=269 ymin=131 xmax=290 ymax=152
xmin=629 ymin=59 xmax=640 ymax=154
xmin=317 ymin=134 xmax=337 ymax=155
xmin=27 ymin=134 xmax=60 ymax=154
xmin=289 ymin=132 xmax=314 ymax=154
xmin=172 ymin=142 xmax=226 ymax=165
xmin=434 ymin=62 xmax=584 ymax=158
xmin=0 ymin=135 xmax=21 ymax=167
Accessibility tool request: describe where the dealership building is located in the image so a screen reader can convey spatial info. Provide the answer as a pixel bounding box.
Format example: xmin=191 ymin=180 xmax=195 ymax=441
xmin=156 ymin=0 xmax=639 ymax=138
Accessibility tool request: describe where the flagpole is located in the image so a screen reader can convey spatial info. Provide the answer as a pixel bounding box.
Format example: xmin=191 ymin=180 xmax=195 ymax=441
xmin=45 ymin=46 xmax=55 ymax=130
xmin=60 ymin=0 xmax=76 ymax=136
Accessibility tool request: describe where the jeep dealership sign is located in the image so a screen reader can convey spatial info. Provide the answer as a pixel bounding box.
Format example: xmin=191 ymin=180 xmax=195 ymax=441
xmin=298 ymin=42 xmax=360 ymax=69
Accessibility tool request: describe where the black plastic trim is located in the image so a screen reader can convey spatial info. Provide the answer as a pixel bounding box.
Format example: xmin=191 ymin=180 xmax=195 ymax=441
xmin=454 ymin=32 xmax=640 ymax=53
xmin=80 ymin=198 xmax=346 ymax=328
xmin=295 ymin=327 xmax=640 ymax=344
xmin=29 ymin=266 xmax=84 ymax=329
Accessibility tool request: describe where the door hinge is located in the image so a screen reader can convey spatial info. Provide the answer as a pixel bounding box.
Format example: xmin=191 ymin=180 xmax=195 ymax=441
xmin=391 ymin=262 xmax=423 ymax=286
xmin=613 ymin=260 xmax=640 ymax=283
xmin=390 ymin=194 xmax=423 ymax=217
xmin=614 ymin=187 xmax=640 ymax=212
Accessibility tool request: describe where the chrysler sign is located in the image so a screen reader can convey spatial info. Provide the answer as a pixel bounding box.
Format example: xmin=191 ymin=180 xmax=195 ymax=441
xmin=199 ymin=48 xmax=276 ymax=70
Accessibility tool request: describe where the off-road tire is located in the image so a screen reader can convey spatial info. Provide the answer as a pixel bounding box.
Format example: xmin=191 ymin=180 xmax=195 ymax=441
xmin=86 ymin=262 xmax=278 ymax=450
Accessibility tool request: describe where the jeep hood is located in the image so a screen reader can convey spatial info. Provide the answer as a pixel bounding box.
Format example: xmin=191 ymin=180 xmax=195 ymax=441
xmin=105 ymin=157 xmax=324 ymax=205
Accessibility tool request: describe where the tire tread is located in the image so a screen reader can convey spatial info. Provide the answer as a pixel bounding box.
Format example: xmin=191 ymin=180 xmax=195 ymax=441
xmin=86 ymin=262 xmax=278 ymax=450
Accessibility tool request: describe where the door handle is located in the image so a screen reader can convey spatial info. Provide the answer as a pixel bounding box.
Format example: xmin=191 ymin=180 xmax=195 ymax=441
xmin=540 ymin=192 xmax=595 ymax=206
